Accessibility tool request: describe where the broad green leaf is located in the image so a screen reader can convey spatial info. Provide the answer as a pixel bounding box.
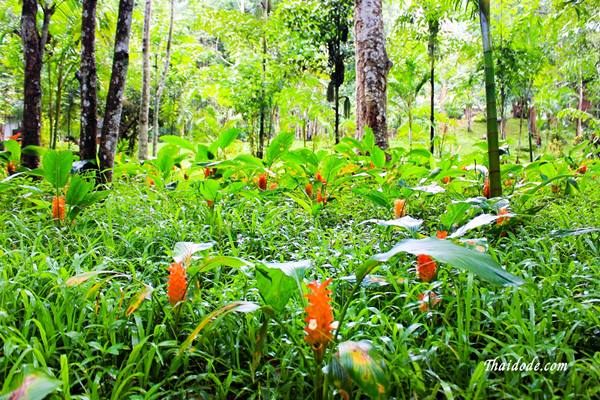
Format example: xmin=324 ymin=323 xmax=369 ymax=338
xmin=172 ymin=242 xmax=214 ymax=264
xmin=449 ymin=213 xmax=515 ymax=238
xmin=42 ymin=150 xmax=73 ymax=190
xmin=266 ymin=132 xmax=294 ymax=165
xmin=1 ymin=373 xmax=60 ymax=400
xmin=160 ymin=135 xmax=196 ymax=152
xmin=361 ymin=238 xmax=523 ymax=286
xmin=65 ymin=175 xmax=94 ymax=206
xmin=362 ymin=127 xmax=375 ymax=150
xmin=256 ymin=264 xmax=296 ymax=313
xmin=440 ymin=202 xmax=472 ymax=229
xmin=330 ymin=340 xmax=389 ymax=400
xmin=211 ymin=128 xmax=240 ymax=152
xmin=370 ymin=146 xmax=386 ymax=168
xmin=3 ymin=139 xmax=20 ymax=162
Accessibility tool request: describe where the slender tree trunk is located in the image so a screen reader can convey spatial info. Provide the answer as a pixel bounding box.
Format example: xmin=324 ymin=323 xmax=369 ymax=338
xmin=500 ymin=85 xmax=507 ymax=140
xmin=152 ymin=0 xmax=175 ymax=157
xmin=354 ymin=0 xmax=391 ymax=150
xmin=47 ymin=61 xmax=54 ymax=148
xmin=428 ymin=19 xmax=438 ymax=155
xmin=576 ymin=69 xmax=583 ymax=138
xmin=408 ymin=106 xmax=413 ymax=149
xmin=20 ymin=0 xmax=53 ymax=169
xmin=138 ymin=0 xmax=152 ymax=160
xmin=79 ymin=0 xmax=99 ymax=162
xmin=517 ymin=98 xmax=523 ymax=163
xmin=526 ymin=98 xmax=533 ymax=162
xmin=334 ymin=85 xmax=340 ymax=144
xmin=478 ymin=0 xmax=502 ymax=197
xmin=466 ymin=105 xmax=473 ymax=132
xmin=52 ymin=63 xmax=71 ymax=149
xmin=98 ymin=0 xmax=134 ymax=183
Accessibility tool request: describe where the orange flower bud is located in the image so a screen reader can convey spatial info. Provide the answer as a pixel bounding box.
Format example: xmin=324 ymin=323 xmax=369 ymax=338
xmin=52 ymin=196 xmax=66 ymax=221
xmin=304 ymin=279 xmax=334 ymax=358
xmin=393 ymin=199 xmax=406 ymax=218
xmin=167 ymin=262 xmax=187 ymax=306
xmin=436 ymin=230 xmax=448 ymax=239
xmin=305 ymin=183 xmax=313 ymax=198
xmin=442 ymin=176 xmax=451 ymax=184
xmin=416 ymin=254 xmax=437 ymax=282
xmin=496 ymin=207 xmax=510 ymax=225
xmin=483 ymin=178 xmax=490 ymax=198
xmin=257 ymin=173 xmax=267 ymax=191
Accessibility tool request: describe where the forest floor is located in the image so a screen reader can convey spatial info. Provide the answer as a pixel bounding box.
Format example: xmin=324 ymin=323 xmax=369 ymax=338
xmin=0 ymin=130 xmax=598 ymax=399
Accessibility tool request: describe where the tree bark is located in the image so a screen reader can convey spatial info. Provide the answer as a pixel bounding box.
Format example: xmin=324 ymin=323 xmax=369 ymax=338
xmin=354 ymin=0 xmax=391 ymax=150
xmin=79 ymin=0 xmax=99 ymax=162
xmin=138 ymin=0 xmax=152 ymax=160
xmin=99 ymin=0 xmax=134 ymax=183
xmin=428 ymin=19 xmax=439 ymax=155
xmin=478 ymin=0 xmax=502 ymax=197
xmin=20 ymin=1 xmax=54 ymax=169
xmin=151 ymin=0 xmax=175 ymax=157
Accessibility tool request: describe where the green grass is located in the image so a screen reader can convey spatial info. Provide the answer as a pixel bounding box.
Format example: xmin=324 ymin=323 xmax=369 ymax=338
xmin=0 ymin=151 xmax=599 ymax=399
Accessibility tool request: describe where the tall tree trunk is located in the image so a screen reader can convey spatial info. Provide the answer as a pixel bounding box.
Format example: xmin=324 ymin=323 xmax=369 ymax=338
xmin=526 ymin=98 xmax=533 ymax=162
xmin=478 ymin=0 xmax=502 ymax=197
xmin=500 ymin=85 xmax=507 ymax=140
xmin=428 ymin=19 xmax=439 ymax=155
xmin=98 ymin=0 xmax=134 ymax=183
xmin=51 ymin=62 xmax=71 ymax=149
xmin=138 ymin=0 xmax=152 ymax=160
xmin=20 ymin=1 xmax=54 ymax=169
xmin=152 ymin=0 xmax=175 ymax=157
xmin=517 ymin=98 xmax=523 ymax=163
xmin=576 ymin=69 xmax=583 ymax=138
xmin=354 ymin=0 xmax=391 ymax=150
xmin=334 ymin=85 xmax=340 ymax=144
xmin=79 ymin=0 xmax=99 ymax=162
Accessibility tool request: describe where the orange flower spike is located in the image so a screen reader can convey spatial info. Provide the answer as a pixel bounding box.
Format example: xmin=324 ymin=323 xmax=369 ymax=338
xmin=304 ymin=279 xmax=334 ymax=355
xmin=167 ymin=262 xmax=187 ymax=306
xmin=206 ymin=200 xmax=214 ymax=208
xmin=393 ymin=199 xmax=406 ymax=219
xmin=416 ymin=254 xmax=437 ymax=282
xmin=51 ymin=196 xmax=66 ymax=221
xmin=418 ymin=292 xmax=441 ymax=312
xmin=204 ymin=167 xmax=211 ymax=178
xmin=316 ymin=189 xmax=328 ymax=205
xmin=6 ymin=161 xmax=16 ymax=175
xmin=436 ymin=230 xmax=448 ymax=239
xmin=257 ymin=173 xmax=267 ymax=191
xmin=577 ymin=165 xmax=587 ymax=174
xmin=305 ymin=182 xmax=313 ymax=198
xmin=269 ymin=182 xmax=278 ymax=190
xmin=496 ymin=207 xmax=510 ymax=225
xmin=315 ymin=171 xmax=327 ymax=184
xmin=146 ymin=177 xmax=155 ymax=186
xmin=442 ymin=176 xmax=451 ymax=184
xmin=483 ymin=178 xmax=491 ymax=198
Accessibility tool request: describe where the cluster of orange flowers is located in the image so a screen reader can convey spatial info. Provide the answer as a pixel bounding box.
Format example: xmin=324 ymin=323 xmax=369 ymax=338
xmin=52 ymin=196 xmax=66 ymax=221
xmin=393 ymin=199 xmax=406 ymax=219
xmin=496 ymin=207 xmax=510 ymax=225
xmin=167 ymin=261 xmax=187 ymax=306
xmin=483 ymin=178 xmax=491 ymax=198
xmin=304 ymin=278 xmax=335 ymax=360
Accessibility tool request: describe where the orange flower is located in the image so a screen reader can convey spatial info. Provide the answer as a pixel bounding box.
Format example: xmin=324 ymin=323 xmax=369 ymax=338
xmin=504 ymin=179 xmax=514 ymax=186
xmin=369 ymin=161 xmax=375 ymax=169
xmin=483 ymin=178 xmax=490 ymax=198
xmin=146 ymin=177 xmax=155 ymax=186
xmin=52 ymin=196 xmax=66 ymax=221
xmin=167 ymin=262 xmax=187 ymax=306
xmin=316 ymin=188 xmax=328 ymax=205
xmin=305 ymin=183 xmax=313 ymax=198
xmin=8 ymin=132 xmax=21 ymax=141
xmin=496 ymin=207 xmax=510 ymax=225
xmin=442 ymin=176 xmax=451 ymax=184
xmin=6 ymin=161 xmax=16 ymax=175
xmin=257 ymin=173 xmax=268 ymax=190
xmin=315 ymin=171 xmax=327 ymax=184
xmin=269 ymin=183 xmax=278 ymax=190
xmin=436 ymin=230 xmax=448 ymax=239
xmin=206 ymin=200 xmax=214 ymax=208
xmin=418 ymin=292 xmax=441 ymax=312
xmin=577 ymin=165 xmax=587 ymax=174
xmin=204 ymin=167 xmax=211 ymax=178
xmin=394 ymin=199 xmax=406 ymax=219
xmin=304 ymin=278 xmax=334 ymax=357
xmin=416 ymin=254 xmax=437 ymax=282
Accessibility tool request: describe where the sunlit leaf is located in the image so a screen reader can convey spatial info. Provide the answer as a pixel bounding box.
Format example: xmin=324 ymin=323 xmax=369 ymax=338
xmin=550 ymin=227 xmax=600 ymax=237
xmin=65 ymin=270 xmax=124 ymax=286
xmin=449 ymin=213 xmax=515 ymax=238
xmin=1 ymin=373 xmax=60 ymax=400
xmin=330 ymin=340 xmax=389 ymax=400
xmin=126 ymin=284 xmax=154 ymax=316
xmin=42 ymin=150 xmax=73 ymax=190
xmin=178 ymin=301 xmax=260 ymax=355
xmin=172 ymin=242 xmax=214 ymax=264
xmin=361 ymin=216 xmax=423 ymax=233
